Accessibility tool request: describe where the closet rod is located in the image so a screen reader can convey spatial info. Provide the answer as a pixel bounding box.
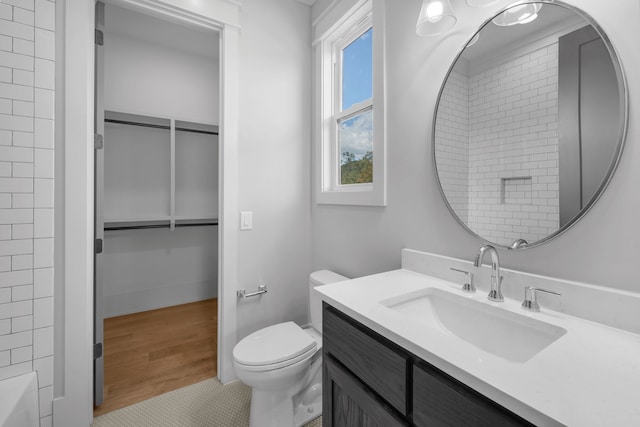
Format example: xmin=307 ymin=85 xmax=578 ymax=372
xmin=104 ymin=221 xmax=218 ymax=231
xmin=105 ymin=119 xmax=219 ymax=135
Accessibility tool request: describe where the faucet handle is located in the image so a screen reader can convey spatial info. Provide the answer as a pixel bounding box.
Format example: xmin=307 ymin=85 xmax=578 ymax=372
xmin=450 ymin=268 xmax=476 ymax=293
xmin=522 ymin=286 xmax=561 ymax=312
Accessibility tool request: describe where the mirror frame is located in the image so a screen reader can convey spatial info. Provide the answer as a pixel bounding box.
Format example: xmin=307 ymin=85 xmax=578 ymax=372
xmin=432 ymin=0 xmax=628 ymax=250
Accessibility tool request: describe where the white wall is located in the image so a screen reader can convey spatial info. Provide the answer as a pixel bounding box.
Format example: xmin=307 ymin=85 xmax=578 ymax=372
xmin=104 ymin=31 xmax=219 ymax=124
xmin=311 ymin=0 xmax=640 ymax=294
xmin=0 ymin=0 xmax=56 ymax=425
xmin=236 ymin=0 xmax=312 ymax=340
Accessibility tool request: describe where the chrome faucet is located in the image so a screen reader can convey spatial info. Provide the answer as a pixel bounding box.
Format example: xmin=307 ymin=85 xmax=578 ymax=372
xmin=474 ymin=244 xmax=503 ymax=302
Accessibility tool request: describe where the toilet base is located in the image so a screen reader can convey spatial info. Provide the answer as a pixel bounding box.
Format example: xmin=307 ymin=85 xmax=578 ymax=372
xmin=248 ymin=380 xmax=322 ymax=427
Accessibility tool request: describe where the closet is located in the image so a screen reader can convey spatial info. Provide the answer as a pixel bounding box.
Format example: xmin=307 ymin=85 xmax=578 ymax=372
xmin=94 ymin=2 xmax=220 ymax=410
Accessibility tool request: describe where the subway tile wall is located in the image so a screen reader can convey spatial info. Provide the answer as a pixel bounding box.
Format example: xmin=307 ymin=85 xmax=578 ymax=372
xmin=0 ymin=0 xmax=55 ymax=426
xmin=436 ymin=43 xmax=560 ymax=246
xmin=468 ymin=43 xmax=559 ymax=246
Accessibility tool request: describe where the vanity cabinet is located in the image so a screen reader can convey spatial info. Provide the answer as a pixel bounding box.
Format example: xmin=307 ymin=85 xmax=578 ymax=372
xmin=322 ymin=303 xmax=534 ymax=427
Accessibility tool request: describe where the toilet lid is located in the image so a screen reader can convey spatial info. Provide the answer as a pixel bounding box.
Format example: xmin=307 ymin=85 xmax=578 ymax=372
xmin=233 ymin=321 xmax=316 ymax=367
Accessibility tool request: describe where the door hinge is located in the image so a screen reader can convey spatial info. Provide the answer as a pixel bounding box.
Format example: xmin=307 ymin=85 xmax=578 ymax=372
xmin=95 ymin=29 xmax=104 ymax=46
xmin=94 ymin=134 xmax=103 ymax=150
xmin=95 ymin=238 xmax=103 ymax=254
xmin=94 ymin=342 xmax=103 ymax=360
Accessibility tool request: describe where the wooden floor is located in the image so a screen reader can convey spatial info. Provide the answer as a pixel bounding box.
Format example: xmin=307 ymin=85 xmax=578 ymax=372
xmin=94 ymin=299 xmax=217 ymax=416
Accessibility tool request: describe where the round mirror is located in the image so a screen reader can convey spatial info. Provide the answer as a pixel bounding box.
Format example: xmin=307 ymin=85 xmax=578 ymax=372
xmin=434 ymin=1 xmax=627 ymax=249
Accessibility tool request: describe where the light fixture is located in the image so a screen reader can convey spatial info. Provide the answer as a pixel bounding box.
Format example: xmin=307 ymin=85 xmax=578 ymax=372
xmin=416 ymin=0 xmax=457 ymax=36
xmin=492 ymin=3 xmax=542 ymax=26
xmin=465 ymin=0 xmax=500 ymax=6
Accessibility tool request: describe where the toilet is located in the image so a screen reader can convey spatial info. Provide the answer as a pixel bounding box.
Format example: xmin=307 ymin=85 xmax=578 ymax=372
xmin=233 ymin=270 xmax=347 ymax=427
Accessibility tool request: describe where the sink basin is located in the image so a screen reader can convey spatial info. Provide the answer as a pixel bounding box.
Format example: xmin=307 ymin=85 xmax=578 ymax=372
xmin=380 ymin=288 xmax=567 ymax=363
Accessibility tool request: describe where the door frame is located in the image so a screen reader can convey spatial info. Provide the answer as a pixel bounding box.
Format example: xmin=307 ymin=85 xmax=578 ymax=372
xmin=55 ymin=1 xmax=241 ymax=425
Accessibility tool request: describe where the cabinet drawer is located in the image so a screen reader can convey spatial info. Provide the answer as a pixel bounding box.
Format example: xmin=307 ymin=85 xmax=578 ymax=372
xmin=323 ymin=303 xmax=408 ymax=415
xmin=413 ymin=362 xmax=534 ymax=427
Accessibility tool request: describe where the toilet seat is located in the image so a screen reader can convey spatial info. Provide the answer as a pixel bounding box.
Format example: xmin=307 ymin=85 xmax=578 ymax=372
xmin=233 ymin=322 xmax=317 ymax=372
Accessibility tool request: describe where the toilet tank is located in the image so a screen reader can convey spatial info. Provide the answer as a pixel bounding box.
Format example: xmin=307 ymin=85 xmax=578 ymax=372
xmin=309 ymin=270 xmax=348 ymax=333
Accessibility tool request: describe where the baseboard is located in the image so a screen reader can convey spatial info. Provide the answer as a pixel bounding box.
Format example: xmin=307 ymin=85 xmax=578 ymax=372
xmin=103 ymin=280 xmax=217 ymax=318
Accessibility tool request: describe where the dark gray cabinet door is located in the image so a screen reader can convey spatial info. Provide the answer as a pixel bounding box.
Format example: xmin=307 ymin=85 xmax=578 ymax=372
xmin=323 ymin=356 xmax=407 ymax=427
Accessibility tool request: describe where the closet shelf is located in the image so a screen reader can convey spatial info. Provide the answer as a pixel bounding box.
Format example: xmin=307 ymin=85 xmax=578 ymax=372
xmin=104 ymin=111 xmax=219 ymax=135
xmin=104 ymin=218 xmax=218 ymax=231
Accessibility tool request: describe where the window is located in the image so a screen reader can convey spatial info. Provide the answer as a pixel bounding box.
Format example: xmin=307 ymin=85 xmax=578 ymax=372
xmin=316 ymin=0 xmax=386 ymax=206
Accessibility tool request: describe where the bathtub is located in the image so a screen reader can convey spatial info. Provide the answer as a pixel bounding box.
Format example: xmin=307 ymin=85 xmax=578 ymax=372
xmin=0 ymin=372 xmax=39 ymax=427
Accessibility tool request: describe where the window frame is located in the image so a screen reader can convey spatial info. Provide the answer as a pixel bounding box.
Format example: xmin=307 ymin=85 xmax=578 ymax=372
xmin=315 ymin=0 xmax=386 ymax=206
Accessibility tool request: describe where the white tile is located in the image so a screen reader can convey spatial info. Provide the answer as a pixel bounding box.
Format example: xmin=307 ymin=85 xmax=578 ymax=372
xmin=33 ymin=355 xmax=53 ymax=387
xmin=13 ymin=69 xmax=34 ymax=86
xmin=0 ymin=287 xmax=10 ymax=303
xmin=0 ymin=209 xmax=33 ymax=224
xmin=13 ymin=131 xmax=33 ymax=147
xmin=34 ymin=58 xmax=54 ymax=90
xmin=0 ymin=319 xmax=9 ymax=335
xmin=0 ymin=130 xmax=10 ymax=145
xmin=0 ymin=113 xmax=33 ymax=132
xmin=4 ymin=0 xmax=35 ymax=11
xmin=12 ymin=254 xmax=33 ymax=271
xmin=14 ymin=7 xmax=35 ymax=26
xmin=35 ymin=0 xmax=54 ymax=31
xmin=0 ymin=329 xmax=32 ymax=351
xmin=0 ymin=162 xmax=10 ymax=177
xmin=39 ymin=385 xmax=53 ymax=416
xmin=13 ymin=100 xmax=34 ymax=117
xmin=0 ymin=20 xmax=34 ymax=41
xmin=0 ymin=82 xmax=34 ymax=102
xmin=33 ymin=267 xmax=52 ymax=297
xmin=0 ymin=4 xmax=12 ymax=20
xmin=12 ymin=162 xmax=33 ymax=177
xmin=11 ymin=284 xmax=32 ymax=301
xmin=34 ymin=118 xmax=52 ymax=148
xmin=0 ymin=350 xmax=8 ymax=367
xmin=34 ymin=28 xmax=53 ymax=60
xmin=0 ymin=256 xmax=10 ymax=272
xmin=0 ymin=35 xmax=10 ymax=52
xmin=0 ymin=67 xmax=11 ymax=83
xmin=0 ymin=360 xmax=31 ymax=381
xmin=33 ymin=296 xmax=52 ymax=328
xmin=34 ymin=88 xmax=53 ymax=119
xmin=34 ymin=179 xmax=52 ymax=208
xmin=0 ymin=99 xmax=10 ymax=115
xmin=33 ymin=326 xmax=52 ymax=358
xmin=12 ymin=223 xmax=33 ymax=239
xmin=0 ymin=269 xmax=32 ymax=289
xmin=10 ymin=345 xmax=31 ymax=364
xmin=12 ymin=38 xmax=35 ymax=56
xmin=11 ymin=315 xmax=32 ymax=333
xmin=34 ymin=148 xmax=53 ymax=177
xmin=0 ymin=178 xmax=33 ymax=193
xmin=0 ymin=238 xmax=32 ymax=256
xmin=33 ymin=238 xmax=52 ymax=268
xmin=0 ymin=145 xmax=33 ymax=162
xmin=12 ymin=193 xmax=33 ymax=208
xmin=0 ymin=194 xmax=9 ymax=208
xmin=33 ymin=208 xmax=52 ymax=238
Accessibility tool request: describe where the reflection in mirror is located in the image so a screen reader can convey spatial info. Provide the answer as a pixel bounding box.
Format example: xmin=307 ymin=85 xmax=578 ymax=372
xmin=434 ymin=2 xmax=626 ymax=248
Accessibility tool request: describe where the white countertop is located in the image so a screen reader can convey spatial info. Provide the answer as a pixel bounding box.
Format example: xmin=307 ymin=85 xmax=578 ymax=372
xmin=315 ymin=268 xmax=640 ymax=427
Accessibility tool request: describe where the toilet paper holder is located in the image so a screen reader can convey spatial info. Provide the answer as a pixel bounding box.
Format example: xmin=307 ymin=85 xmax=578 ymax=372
xmin=237 ymin=284 xmax=267 ymax=299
